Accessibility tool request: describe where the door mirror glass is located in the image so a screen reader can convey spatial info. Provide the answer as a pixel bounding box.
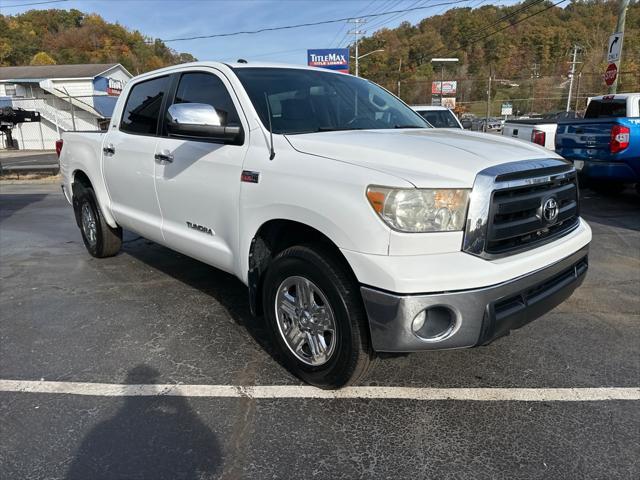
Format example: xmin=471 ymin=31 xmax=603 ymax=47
xmin=166 ymin=103 xmax=242 ymax=143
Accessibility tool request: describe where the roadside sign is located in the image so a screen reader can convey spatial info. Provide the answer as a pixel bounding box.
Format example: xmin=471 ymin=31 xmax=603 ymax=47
xmin=441 ymin=97 xmax=456 ymax=109
xmin=431 ymin=97 xmax=441 ymax=106
xmin=501 ymin=102 xmax=513 ymax=116
xmin=307 ymin=49 xmax=349 ymax=73
xmin=431 ymin=81 xmax=457 ymax=95
xmin=604 ymin=63 xmax=618 ymax=86
xmin=607 ymin=32 xmax=623 ymax=63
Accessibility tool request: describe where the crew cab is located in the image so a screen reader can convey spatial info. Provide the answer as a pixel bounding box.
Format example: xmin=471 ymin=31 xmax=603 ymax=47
xmin=59 ymin=62 xmax=591 ymax=388
xmin=555 ymin=93 xmax=640 ymax=193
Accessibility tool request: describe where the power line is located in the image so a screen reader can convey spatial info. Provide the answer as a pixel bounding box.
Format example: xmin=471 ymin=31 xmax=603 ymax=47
xmin=340 ymin=0 xmax=399 ymax=46
xmin=1 ymin=0 xmax=68 ymax=7
xmin=157 ymin=0 xmax=470 ymax=43
xmin=426 ymin=0 xmax=567 ymax=60
xmin=330 ymin=0 xmax=377 ymax=47
xmin=366 ymin=0 xmax=427 ymax=30
xmin=423 ymin=0 xmax=546 ymax=59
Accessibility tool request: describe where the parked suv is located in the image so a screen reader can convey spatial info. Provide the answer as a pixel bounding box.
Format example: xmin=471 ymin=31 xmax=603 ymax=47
xmin=59 ymin=62 xmax=591 ymax=388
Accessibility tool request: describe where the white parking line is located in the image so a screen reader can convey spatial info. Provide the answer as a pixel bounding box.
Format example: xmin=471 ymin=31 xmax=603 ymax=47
xmin=1 ymin=380 xmax=638 ymax=401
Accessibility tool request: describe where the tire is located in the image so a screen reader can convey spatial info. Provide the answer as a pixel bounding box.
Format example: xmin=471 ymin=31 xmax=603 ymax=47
xmin=262 ymin=244 xmax=375 ymax=389
xmin=74 ymin=184 xmax=122 ymax=258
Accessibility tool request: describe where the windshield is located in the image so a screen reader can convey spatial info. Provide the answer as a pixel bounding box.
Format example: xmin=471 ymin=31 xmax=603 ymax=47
xmin=416 ymin=110 xmax=460 ymax=128
xmin=234 ymin=67 xmax=429 ymax=134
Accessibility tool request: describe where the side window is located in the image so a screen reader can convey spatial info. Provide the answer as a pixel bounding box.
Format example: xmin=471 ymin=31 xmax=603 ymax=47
xmin=120 ymin=76 xmax=169 ymax=135
xmin=173 ymin=72 xmax=240 ymax=127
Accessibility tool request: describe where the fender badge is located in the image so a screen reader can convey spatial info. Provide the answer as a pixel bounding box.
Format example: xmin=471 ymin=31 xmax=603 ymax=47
xmin=186 ymin=222 xmax=214 ymax=236
xmin=241 ymin=170 xmax=260 ymax=183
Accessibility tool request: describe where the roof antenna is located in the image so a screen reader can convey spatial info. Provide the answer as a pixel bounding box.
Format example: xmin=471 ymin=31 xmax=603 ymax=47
xmin=237 ymin=58 xmax=248 ymax=64
xmin=263 ymin=92 xmax=276 ymax=160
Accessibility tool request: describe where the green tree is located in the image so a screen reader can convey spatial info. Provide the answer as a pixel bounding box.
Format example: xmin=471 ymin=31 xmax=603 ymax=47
xmin=30 ymin=51 xmax=56 ymax=65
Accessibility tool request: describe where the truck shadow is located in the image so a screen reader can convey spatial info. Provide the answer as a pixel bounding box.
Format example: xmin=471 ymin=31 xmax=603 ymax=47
xmin=122 ymin=233 xmax=284 ymax=365
xmin=579 ymin=188 xmax=640 ymax=232
xmin=0 ymin=193 xmax=48 ymax=224
xmin=66 ymin=364 xmax=222 ymax=480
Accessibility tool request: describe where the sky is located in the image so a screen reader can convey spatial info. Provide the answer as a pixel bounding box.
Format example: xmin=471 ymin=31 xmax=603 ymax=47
xmin=0 ymin=0 xmax=516 ymax=65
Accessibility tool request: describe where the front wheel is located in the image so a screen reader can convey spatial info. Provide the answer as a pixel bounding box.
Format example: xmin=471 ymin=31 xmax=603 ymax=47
xmin=262 ymin=245 xmax=375 ymax=389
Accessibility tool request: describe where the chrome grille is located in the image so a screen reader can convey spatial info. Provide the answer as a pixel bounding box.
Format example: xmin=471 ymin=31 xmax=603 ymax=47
xmin=463 ymin=159 xmax=580 ymax=259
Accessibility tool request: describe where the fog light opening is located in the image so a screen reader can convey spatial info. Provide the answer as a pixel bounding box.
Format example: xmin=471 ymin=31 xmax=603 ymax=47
xmin=412 ymin=306 xmax=457 ymax=342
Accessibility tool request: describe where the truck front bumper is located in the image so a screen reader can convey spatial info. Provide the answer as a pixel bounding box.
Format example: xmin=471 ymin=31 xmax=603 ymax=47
xmin=361 ymin=245 xmax=589 ymax=352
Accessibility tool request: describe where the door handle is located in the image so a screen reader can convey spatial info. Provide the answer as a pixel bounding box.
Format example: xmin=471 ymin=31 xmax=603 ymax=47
xmin=154 ymin=151 xmax=174 ymax=163
xmin=103 ymin=144 xmax=115 ymax=155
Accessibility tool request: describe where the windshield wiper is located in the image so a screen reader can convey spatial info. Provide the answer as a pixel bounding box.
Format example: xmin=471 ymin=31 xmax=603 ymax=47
xmin=393 ymin=124 xmax=426 ymax=129
xmin=316 ymin=126 xmax=364 ymax=132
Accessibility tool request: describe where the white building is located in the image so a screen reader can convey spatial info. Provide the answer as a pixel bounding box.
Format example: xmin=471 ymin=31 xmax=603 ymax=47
xmin=0 ymin=63 xmax=132 ymax=150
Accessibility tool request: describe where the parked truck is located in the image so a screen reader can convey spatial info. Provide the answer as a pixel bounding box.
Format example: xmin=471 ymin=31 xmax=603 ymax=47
xmin=555 ymin=93 xmax=640 ymax=194
xmin=502 ymin=112 xmax=579 ymax=151
xmin=58 ymin=62 xmax=591 ymax=388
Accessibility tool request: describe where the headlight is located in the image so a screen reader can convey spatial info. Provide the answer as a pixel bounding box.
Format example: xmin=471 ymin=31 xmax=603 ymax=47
xmin=366 ymin=186 xmax=470 ymax=232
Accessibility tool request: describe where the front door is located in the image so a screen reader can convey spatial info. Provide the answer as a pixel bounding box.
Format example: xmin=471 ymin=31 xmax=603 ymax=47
xmin=103 ymin=75 xmax=171 ymax=242
xmin=154 ymin=70 xmax=249 ymax=273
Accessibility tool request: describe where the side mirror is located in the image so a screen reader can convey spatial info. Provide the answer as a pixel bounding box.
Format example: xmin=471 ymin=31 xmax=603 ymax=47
xmin=166 ymin=103 xmax=243 ymax=143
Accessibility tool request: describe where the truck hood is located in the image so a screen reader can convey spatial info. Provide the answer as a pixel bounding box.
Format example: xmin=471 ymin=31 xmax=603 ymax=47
xmin=286 ymin=128 xmax=559 ymax=188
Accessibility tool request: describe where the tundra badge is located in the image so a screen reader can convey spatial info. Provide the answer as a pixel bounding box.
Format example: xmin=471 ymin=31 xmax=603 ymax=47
xmin=187 ymin=222 xmax=214 ymax=235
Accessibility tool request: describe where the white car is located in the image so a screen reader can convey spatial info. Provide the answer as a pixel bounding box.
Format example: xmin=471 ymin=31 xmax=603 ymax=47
xmin=411 ymin=105 xmax=463 ymax=129
xmin=58 ymin=62 xmax=591 ymax=388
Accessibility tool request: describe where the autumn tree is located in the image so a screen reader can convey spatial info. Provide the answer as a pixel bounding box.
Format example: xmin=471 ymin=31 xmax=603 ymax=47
xmin=30 ymin=51 xmax=56 ymax=65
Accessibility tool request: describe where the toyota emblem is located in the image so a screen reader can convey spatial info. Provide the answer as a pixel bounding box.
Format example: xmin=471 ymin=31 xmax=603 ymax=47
xmin=542 ymin=197 xmax=559 ymax=223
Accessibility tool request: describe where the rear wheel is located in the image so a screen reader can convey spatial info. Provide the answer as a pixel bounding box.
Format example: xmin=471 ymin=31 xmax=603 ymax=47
xmin=262 ymin=244 xmax=374 ymax=389
xmin=74 ymin=184 xmax=122 ymax=258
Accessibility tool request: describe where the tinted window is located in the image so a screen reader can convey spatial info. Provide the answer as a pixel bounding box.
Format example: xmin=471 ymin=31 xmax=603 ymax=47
xmin=234 ymin=68 xmax=428 ymax=134
xmin=417 ymin=110 xmax=461 ymax=128
xmin=585 ymin=99 xmax=627 ymax=118
xmin=120 ymin=76 xmax=169 ymax=134
xmin=173 ymin=72 xmax=240 ymax=126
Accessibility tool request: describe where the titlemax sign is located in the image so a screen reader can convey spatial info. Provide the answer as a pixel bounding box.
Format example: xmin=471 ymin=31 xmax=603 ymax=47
xmin=307 ymin=49 xmax=349 ymax=73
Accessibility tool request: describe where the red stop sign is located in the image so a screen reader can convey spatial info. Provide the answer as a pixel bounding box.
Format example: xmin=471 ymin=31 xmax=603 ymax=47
xmin=604 ymin=63 xmax=618 ymax=86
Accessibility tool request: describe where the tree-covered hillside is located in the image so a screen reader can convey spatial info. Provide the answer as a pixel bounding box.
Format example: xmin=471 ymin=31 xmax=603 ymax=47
xmin=1 ymin=2 xmax=638 ymax=113
xmin=0 ymin=9 xmax=196 ymax=74
xmin=357 ymin=0 xmax=639 ymax=111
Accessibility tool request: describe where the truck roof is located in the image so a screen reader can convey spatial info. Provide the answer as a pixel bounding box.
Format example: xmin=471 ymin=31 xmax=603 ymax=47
xmin=129 ymin=61 xmax=344 ymax=82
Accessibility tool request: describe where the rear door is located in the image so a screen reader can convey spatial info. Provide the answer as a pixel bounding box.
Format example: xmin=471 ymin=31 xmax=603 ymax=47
xmin=103 ymin=75 xmax=170 ymax=242
xmin=153 ymin=69 xmax=249 ymax=273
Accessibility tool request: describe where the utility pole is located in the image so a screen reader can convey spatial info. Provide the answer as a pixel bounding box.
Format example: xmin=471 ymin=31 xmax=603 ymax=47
xmin=566 ymin=45 xmax=581 ymax=112
xmin=530 ymin=62 xmax=540 ymax=113
xmin=348 ymin=18 xmax=366 ymax=77
xmin=574 ymin=71 xmax=583 ymax=113
xmin=397 ymin=57 xmax=402 ymax=97
xmin=609 ymin=0 xmax=630 ymax=94
xmin=486 ymin=68 xmax=492 ymax=131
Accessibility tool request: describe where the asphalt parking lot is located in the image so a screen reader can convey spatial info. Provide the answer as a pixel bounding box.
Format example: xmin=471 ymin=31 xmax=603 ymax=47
xmin=1 ymin=182 xmax=638 ymax=479
xmin=0 ymin=150 xmax=58 ymax=170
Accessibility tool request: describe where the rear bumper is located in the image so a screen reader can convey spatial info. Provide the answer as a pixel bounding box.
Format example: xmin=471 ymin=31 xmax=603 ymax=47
xmin=572 ymin=159 xmax=640 ymax=182
xmin=361 ymin=245 xmax=589 ymax=352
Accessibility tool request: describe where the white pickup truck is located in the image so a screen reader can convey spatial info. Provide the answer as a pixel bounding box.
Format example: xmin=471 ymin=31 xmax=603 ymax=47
xmin=502 ymin=118 xmax=558 ymax=150
xmin=59 ymin=62 xmax=591 ymax=388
